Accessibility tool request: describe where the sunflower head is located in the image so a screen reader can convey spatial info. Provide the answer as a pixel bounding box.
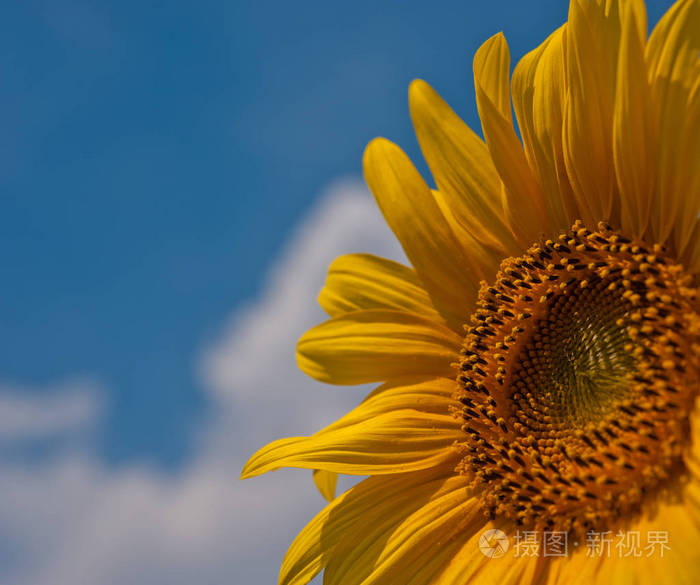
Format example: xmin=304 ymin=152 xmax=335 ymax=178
xmin=242 ymin=1 xmax=700 ymax=583
xmin=457 ymin=220 xmax=700 ymax=536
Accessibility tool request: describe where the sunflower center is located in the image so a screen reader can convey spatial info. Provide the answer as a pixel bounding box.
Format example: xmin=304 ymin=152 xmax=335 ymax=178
xmin=456 ymin=221 xmax=700 ymax=535
xmin=510 ymin=280 xmax=636 ymax=429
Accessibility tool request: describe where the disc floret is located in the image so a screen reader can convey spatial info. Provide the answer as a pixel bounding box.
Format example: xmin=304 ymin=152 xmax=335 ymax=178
xmin=456 ymin=222 xmax=700 ymax=535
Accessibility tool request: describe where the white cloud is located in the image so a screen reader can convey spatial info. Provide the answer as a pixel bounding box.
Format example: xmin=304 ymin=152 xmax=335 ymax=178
xmin=0 ymin=179 xmax=405 ymax=585
xmin=0 ymin=380 xmax=100 ymax=443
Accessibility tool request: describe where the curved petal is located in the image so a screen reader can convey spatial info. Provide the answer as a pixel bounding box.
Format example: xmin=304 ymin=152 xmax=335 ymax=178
xmin=673 ymin=72 xmax=700 ymax=257
xmin=563 ymin=0 xmax=622 ymax=227
xmin=645 ymin=0 xmax=700 ymax=246
xmin=363 ymin=138 xmax=481 ymax=328
xmin=324 ymin=473 xmax=480 ymax=585
xmin=545 ymin=542 xmax=620 ymax=585
xmin=408 ymin=79 xmax=518 ymax=257
xmin=613 ymin=0 xmax=655 ymax=239
xmin=312 ymin=470 xmax=338 ymax=502
xmin=431 ymin=188 xmax=504 ymax=286
xmin=434 ymin=523 xmax=549 ymax=585
xmin=474 ymin=33 xmax=547 ymax=247
xmin=551 ymin=502 xmax=700 ymax=585
xmin=241 ymin=378 xmax=463 ymax=478
xmin=320 ymin=376 xmax=460 ymax=432
xmin=296 ymin=310 xmax=461 ymax=385
xmin=318 ymin=253 xmax=442 ymax=323
xmin=511 ymin=26 xmax=573 ymax=232
xmin=278 ymin=463 xmax=462 ymax=585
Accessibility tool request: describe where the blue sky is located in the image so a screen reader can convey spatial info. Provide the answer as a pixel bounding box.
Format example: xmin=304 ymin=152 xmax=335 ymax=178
xmin=0 ymin=1 xmax=676 ymax=583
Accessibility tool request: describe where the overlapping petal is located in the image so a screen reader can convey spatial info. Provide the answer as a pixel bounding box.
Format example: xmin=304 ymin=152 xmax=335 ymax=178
xmin=297 ymin=310 xmax=461 ymax=385
xmin=512 ymin=26 xmax=573 ymax=233
xmin=563 ymin=0 xmax=622 ymax=227
xmin=434 ymin=524 xmax=548 ymax=585
xmin=279 ymin=464 xmax=466 ymax=585
xmin=613 ymin=0 xmax=655 ymax=238
xmin=646 ymin=0 xmax=700 ymax=247
xmin=408 ymin=79 xmax=518 ymax=259
xmin=241 ymin=378 xmax=463 ymax=478
xmin=474 ymin=33 xmax=548 ymax=247
xmin=363 ymin=138 xmax=483 ymax=328
xmin=312 ymin=469 xmax=338 ymax=502
xmin=324 ymin=474 xmax=479 ymax=585
xmin=318 ymin=253 xmax=443 ymax=323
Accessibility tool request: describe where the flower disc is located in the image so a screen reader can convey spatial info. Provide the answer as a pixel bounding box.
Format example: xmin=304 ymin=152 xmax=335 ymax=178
xmin=457 ymin=221 xmax=700 ymax=535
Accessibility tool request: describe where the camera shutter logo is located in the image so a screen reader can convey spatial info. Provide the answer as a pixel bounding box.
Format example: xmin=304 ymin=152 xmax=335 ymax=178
xmin=479 ymin=529 xmax=510 ymax=558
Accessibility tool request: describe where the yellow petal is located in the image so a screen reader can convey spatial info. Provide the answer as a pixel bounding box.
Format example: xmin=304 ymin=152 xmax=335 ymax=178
xmin=511 ymin=26 xmax=572 ymax=232
xmin=646 ymin=0 xmax=700 ymax=87
xmin=241 ymin=378 xmax=463 ymax=478
xmin=674 ymin=72 xmax=700 ymax=257
xmin=474 ymin=32 xmax=512 ymax=121
xmin=549 ymin=443 xmax=700 ymax=585
xmin=563 ymin=0 xmax=622 ymax=227
xmin=324 ymin=473 xmax=479 ymax=585
xmin=474 ymin=33 xmax=547 ymax=247
xmin=434 ymin=523 xmax=548 ymax=585
xmin=681 ymin=219 xmax=700 ymax=277
xmin=628 ymin=503 xmax=700 ymax=585
xmin=431 ymin=187 xmax=505 ymax=285
xmin=328 ymin=381 xmax=456 ymax=453
xmin=408 ymin=79 xmax=518 ymax=258
xmin=318 ymin=253 xmax=442 ymax=323
xmin=297 ymin=310 xmax=461 ymax=385
xmin=312 ymin=469 xmax=337 ymax=502
xmin=363 ymin=138 xmax=481 ymax=326
xmin=645 ymin=0 xmax=700 ymax=246
xmin=279 ymin=465 xmax=459 ymax=585
xmin=613 ymin=0 xmax=655 ymax=238
xmin=320 ymin=377 xmax=460 ymax=432
xmin=546 ymin=543 xmax=624 ymax=585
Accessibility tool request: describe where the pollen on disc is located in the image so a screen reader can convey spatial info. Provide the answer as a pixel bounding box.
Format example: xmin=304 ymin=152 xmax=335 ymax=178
xmin=455 ymin=221 xmax=700 ymax=535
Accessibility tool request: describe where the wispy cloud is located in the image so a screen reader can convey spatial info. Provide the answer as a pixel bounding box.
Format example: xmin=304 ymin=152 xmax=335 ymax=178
xmin=0 ymin=178 xmax=404 ymax=585
xmin=0 ymin=380 xmax=100 ymax=443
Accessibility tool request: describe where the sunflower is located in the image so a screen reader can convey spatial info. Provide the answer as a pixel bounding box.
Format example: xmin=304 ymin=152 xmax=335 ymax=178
xmin=242 ymin=0 xmax=700 ymax=583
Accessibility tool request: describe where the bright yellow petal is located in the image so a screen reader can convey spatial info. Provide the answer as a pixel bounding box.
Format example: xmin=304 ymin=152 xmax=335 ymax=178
xmin=613 ymin=0 xmax=655 ymax=238
xmin=625 ymin=503 xmax=700 ymax=585
xmin=317 ymin=253 xmax=442 ymax=323
xmin=431 ymin=187 xmax=504 ymax=286
xmin=241 ymin=378 xmax=463 ymax=478
xmin=296 ymin=310 xmax=461 ymax=385
xmin=321 ymin=377 xmax=459 ymax=432
xmin=646 ymin=0 xmax=700 ymax=81
xmin=240 ymin=412 xmax=460 ymax=477
xmin=324 ymin=473 xmax=479 ymax=585
xmin=279 ymin=465 xmax=460 ymax=585
xmin=511 ymin=26 xmax=572 ymax=232
xmin=474 ymin=33 xmax=547 ymax=247
xmin=312 ymin=469 xmax=338 ymax=502
xmin=434 ymin=523 xmax=548 ymax=585
xmin=563 ymin=0 xmax=621 ymax=227
xmin=363 ymin=138 xmax=481 ymax=327
xmin=673 ymin=67 xmax=700 ymax=257
xmin=645 ymin=0 xmax=700 ymax=246
xmin=408 ymin=80 xmax=518 ymax=260
xmin=545 ymin=543 xmax=616 ymax=585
